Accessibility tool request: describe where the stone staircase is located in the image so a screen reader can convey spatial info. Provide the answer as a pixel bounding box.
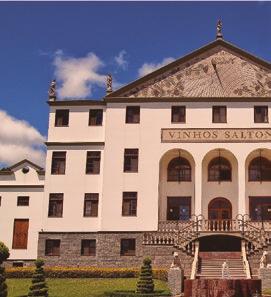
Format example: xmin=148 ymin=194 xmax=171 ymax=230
xmin=197 ymin=252 xmax=247 ymax=279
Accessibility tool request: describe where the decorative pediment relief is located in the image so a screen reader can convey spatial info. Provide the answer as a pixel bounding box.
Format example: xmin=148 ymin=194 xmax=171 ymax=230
xmin=109 ymin=41 xmax=271 ymax=98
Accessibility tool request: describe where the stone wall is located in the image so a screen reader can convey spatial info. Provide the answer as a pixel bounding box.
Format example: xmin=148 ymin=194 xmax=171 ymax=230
xmin=38 ymin=232 xmax=194 ymax=277
xmin=259 ymin=268 xmax=271 ymax=290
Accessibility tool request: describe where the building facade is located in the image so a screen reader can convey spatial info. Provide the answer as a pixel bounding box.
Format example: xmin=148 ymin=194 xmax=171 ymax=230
xmin=1 ymin=33 xmax=271 ymax=278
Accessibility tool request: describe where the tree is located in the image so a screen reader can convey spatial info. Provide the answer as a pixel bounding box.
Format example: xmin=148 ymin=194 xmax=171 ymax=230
xmin=0 ymin=241 xmax=10 ymax=297
xmin=28 ymin=259 xmax=48 ymax=297
xmin=136 ymin=257 xmax=154 ymax=294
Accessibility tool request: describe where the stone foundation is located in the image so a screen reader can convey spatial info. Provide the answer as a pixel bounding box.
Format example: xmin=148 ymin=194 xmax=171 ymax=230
xmin=259 ymin=268 xmax=271 ymax=290
xmin=38 ymin=232 xmax=194 ymax=277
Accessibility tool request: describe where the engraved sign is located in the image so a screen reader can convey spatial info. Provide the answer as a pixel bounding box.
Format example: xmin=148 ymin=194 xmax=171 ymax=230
xmin=161 ymin=128 xmax=271 ymax=143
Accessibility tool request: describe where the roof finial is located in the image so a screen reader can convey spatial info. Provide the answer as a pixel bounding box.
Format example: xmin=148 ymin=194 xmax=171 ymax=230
xmin=48 ymin=79 xmax=57 ymax=101
xmin=216 ymin=19 xmax=223 ymax=40
xmin=106 ymin=74 xmax=113 ymax=95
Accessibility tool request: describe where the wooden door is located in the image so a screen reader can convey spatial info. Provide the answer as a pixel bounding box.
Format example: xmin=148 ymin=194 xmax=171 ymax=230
xmin=12 ymin=219 xmax=29 ymax=249
xmin=208 ymin=198 xmax=232 ymax=220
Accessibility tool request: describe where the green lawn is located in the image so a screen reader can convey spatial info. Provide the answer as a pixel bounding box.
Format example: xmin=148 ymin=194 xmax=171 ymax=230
xmin=7 ymin=278 xmax=169 ymax=297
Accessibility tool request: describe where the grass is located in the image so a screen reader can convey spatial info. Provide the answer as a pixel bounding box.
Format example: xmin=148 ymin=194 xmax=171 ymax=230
xmin=7 ymin=278 xmax=170 ymax=297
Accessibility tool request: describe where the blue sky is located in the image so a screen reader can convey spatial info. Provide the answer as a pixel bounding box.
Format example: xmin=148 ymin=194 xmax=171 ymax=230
xmin=0 ymin=1 xmax=271 ymax=166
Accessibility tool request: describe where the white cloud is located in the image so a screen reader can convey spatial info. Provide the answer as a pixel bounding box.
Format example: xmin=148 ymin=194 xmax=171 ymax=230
xmin=114 ymin=50 xmax=128 ymax=70
xmin=0 ymin=110 xmax=46 ymax=167
xmin=138 ymin=57 xmax=175 ymax=77
xmin=53 ymin=51 xmax=107 ymax=99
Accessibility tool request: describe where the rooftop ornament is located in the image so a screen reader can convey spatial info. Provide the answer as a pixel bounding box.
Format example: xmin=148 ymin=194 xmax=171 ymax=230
xmin=106 ymin=74 xmax=113 ymax=95
xmin=48 ymin=79 xmax=57 ymax=101
xmin=216 ymin=19 xmax=223 ymax=40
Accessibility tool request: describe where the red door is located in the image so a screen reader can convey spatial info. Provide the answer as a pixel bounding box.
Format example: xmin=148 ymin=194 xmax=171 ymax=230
xmin=12 ymin=219 xmax=29 ymax=249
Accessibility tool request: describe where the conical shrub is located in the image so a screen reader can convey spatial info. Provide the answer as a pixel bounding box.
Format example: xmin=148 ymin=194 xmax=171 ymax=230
xmin=136 ymin=257 xmax=154 ymax=294
xmin=28 ymin=259 xmax=48 ymax=297
xmin=0 ymin=241 xmax=10 ymax=297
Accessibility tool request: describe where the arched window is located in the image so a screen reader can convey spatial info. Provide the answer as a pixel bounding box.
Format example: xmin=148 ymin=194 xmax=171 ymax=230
xmin=248 ymin=157 xmax=271 ymax=181
xmin=167 ymin=157 xmax=191 ymax=182
xmin=208 ymin=157 xmax=231 ymax=181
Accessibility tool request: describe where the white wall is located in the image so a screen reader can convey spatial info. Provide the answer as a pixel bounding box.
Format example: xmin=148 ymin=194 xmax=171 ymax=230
xmin=42 ymin=101 xmax=271 ymax=233
xmin=0 ymin=165 xmax=44 ymax=260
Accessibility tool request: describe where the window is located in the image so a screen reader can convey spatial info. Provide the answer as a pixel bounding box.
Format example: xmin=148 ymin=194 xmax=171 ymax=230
xmin=84 ymin=194 xmax=99 ymax=217
xmin=48 ymin=194 xmax=63 ymax=217
xmin=126 ymin=106 xmax=140 ymax=124
xmin=122 ymin=192 xmax=137 ymax=216
xmin=17 ymin=196 xmax=29 ymax=206
xmin=89 ymin=109 xmax=103 ymax=126
xmin=171 ymin=106 xmax=186 ymax=123
xmin=12 ymin=262 xmax=24 ymax=267
xmin=167 ymin=197 xmax=191 ymax=221
xmin=81 ymin=239 xmax=96 ymax=256
xmin=249 ymin=157 xmax=271 ymax=182
xmin=254 ymin=106 xmax=268 ymax=123
xmin=212 ymin=106 xmax=227 ymax=123
xmin=124 ymin=149 xmax=138 ymax=172
xmin=55 ymin=109 xmax=69 ymax=127
xmin=45 ymin=239 xmax=60 ymax=256
xmin=86 ymin=151 xmax=101 ymax=174
xmin=120 ymin=239 xmax=136 ymax=256
xmin=208 ymin=157 xmax=231 ymax=182
xmin=0 ymin=196 xmax=1 ymax=206
xmin=167 ymin=157 xmax=191 ymax=182
xmin=249 ymin=197 xmax=271 ymax=221
xmin=12 ymin=219 xmax=29 ymax=249
xmin=51 ymin=152 xmax=66 ymax=175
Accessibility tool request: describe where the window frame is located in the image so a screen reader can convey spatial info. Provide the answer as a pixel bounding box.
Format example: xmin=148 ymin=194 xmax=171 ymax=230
xmin=167 ymin=157 xmax=192 ymax=182
xmin=81 ymin=239 xmax=96 ymax=256
xmin=55 ymin=109 xmax=69 ymax=127
xmin=212 ymin=106 xmax=227 ymax=123
xmin=88 ymin=109 xmax=103 ymax=126
xmin=248 ymin=157 xmax=271 ymax=182
xmin=208 ymin=157 xmax=232 ymax=182
xmin=17 ymin=196 xmax=30 ymax=206
xmin=120 ymin=239 xmax=136 ymax=256
xmin=254 ymin=106 xmax=269 ymax=123
xmin=48 ymin=193 xmax=64 ymax=218
xmin=122 ymin=192 xmax=137 ymax=217
xmin=83 ymin=193 xmax=99 ymax=217
xmin=171 ymin=106 xmax=186 ymax=123
xmin=123 ymin=149 xmax=139 ymax=173
xmin=125 ymin=106 xmax=140 ymax=124
xmin=51 ymin=151 xmax=66 ymax=175
xmin=86 ymin=151 xmax=101 ymax=174
xmin=45 ymin=239 xmax=61 ymax=256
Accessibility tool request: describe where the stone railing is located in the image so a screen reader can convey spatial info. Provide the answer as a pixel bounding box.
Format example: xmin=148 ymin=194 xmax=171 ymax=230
xmin=190 ymin=241 xmax=199 ymax=279
xmin=241 ymin=241 xmax=251 ymax=279
xmin=143 ymin=217 xmax=271 ymax=255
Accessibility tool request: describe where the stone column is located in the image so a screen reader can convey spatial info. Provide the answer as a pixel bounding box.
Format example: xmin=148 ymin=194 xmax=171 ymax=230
xmin=194 ymin=159 xmax=202 ymax=216
xmin=238 ymin=156 xmax=246 ymax=215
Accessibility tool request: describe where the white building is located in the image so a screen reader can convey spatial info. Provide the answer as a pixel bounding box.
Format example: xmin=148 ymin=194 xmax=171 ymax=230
xmin=1 ymin=31 xmax=271 ymax=278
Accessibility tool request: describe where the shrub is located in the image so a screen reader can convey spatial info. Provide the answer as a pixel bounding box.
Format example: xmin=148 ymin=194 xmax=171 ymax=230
xmin=27 ymin=259 xmax=48 ymax=297
xmin=136 ymin=257 xmax=154 ymax=294
xmin=104 ymin=290 xmax=171 ymax=297
xmin=0 ymin=242 xmax=10 ymax=297
xmin=5 ymin=267 xmax=168 ymax=280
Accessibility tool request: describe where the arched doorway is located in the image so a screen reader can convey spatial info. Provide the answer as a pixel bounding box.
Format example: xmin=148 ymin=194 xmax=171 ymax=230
xmin=208 ymin=198 xmax=232 ymax=220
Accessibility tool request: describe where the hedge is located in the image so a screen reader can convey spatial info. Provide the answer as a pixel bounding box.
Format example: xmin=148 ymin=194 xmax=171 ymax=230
xmin=5 ymin=267 xmax=168 ymax=281
xmin=104 ymin=290 xmax=171 ymax=297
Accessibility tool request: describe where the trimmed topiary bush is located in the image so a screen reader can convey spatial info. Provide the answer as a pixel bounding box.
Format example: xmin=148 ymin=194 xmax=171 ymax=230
xmin=0 ymin=241 xmax=10 ymax=297
xmin=136 ymin=257 xmax=154 ymax=294
xmin=27 ymin=259 xmax=48 ymax=297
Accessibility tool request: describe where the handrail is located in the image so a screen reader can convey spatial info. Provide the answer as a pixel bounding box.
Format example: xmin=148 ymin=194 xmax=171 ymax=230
xmin=241 ymin=240 xmax=251 ymax=279
xmin=190 ymin=241 xmax=199 ymax=280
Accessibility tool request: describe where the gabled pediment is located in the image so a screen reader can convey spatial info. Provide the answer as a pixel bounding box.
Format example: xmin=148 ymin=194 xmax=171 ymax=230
xmin=107 ymin=39 xmax=271 ymax=99
xmin=0 ymin=159 xmax=45 ymax=175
